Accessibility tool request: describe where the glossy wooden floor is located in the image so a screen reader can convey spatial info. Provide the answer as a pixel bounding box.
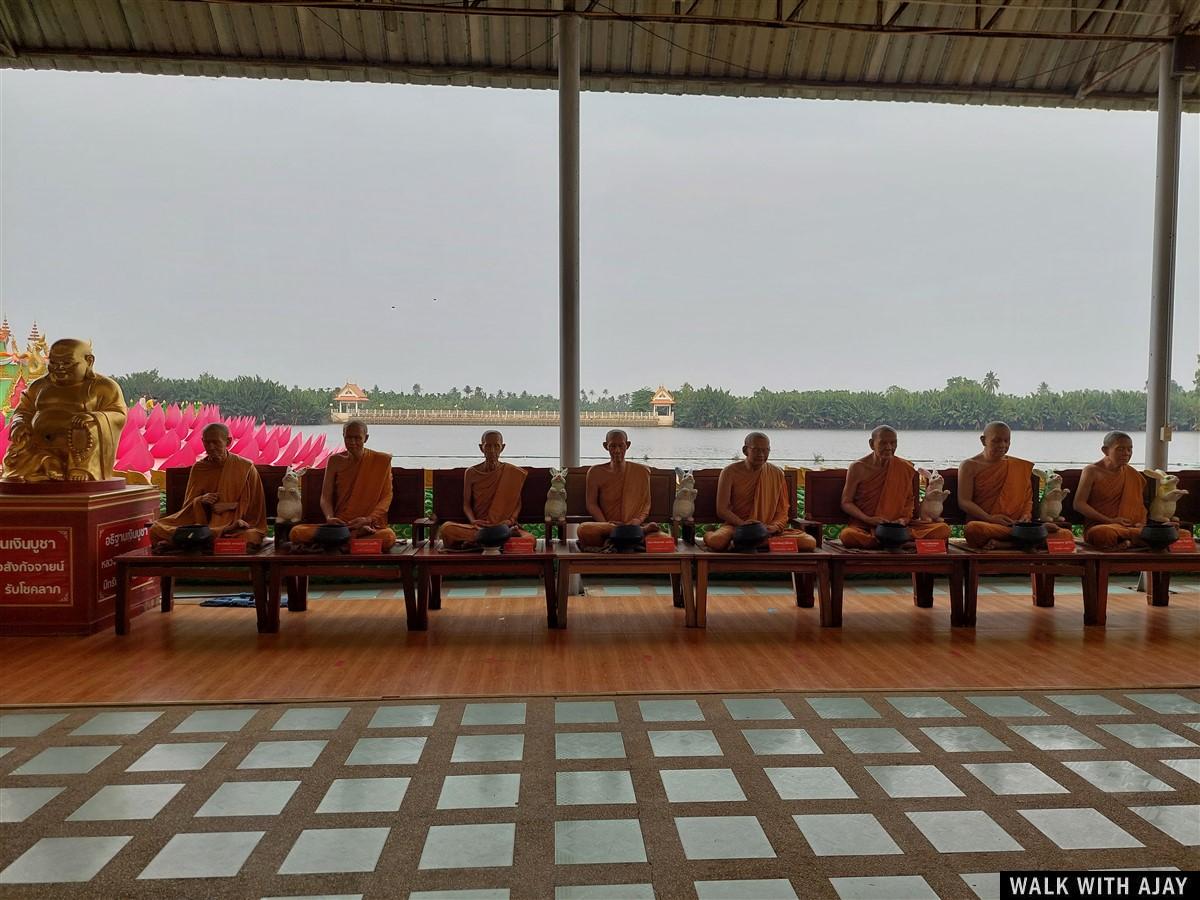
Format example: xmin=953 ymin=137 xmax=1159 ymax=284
xmin=3 ymin=580 xmax=1198 ymax=705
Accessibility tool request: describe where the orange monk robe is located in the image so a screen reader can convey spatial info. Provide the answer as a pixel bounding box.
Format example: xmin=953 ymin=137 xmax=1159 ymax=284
xmin=577 ymin=462 xmax=660 ymax=548
xmin=289 ymin=448 xmax=396 ymax=549
xmin=149 ymin=452 xmax=268 ymax=547
xmin=964 ymin=457 xmax=1035 ymax=548
xmin=1083 ymin=465 xmax=1147 ymax=550
xmin=839 ymin=456 xmax=951 ymax=548
xmin=703 ymin=462 xmax=816 ymax=552
xmin=440 ymin=462 xmax=533 ymax=548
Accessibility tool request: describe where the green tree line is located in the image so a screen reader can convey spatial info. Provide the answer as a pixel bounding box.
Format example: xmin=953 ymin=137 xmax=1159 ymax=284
xmin=113 ymin=368 xmax=1200 ymax=431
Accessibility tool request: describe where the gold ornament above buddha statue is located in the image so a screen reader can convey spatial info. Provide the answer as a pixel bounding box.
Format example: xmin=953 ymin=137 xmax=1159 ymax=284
xmin=2 ymin=338 xmax=127 ymax=482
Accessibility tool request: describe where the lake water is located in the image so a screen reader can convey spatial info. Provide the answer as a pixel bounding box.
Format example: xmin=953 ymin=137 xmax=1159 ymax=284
xmin=292 ymin=425 xmax=1200 ymax=470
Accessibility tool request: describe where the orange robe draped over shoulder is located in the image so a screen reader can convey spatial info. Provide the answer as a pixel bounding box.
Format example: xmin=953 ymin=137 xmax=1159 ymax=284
xmin=440 ymin=462 xmax=531 ymax=548
xmin=149 ymin=453 xmax=267 ymax=546
xmin=1083 ymin=465 xmax=1147 ymax=550
xmin=578 ymin=462 xmax=660 ymax=548
xmin=963 ymin=457 xmax=1034 ymax=548
xmin=839 ymin=456 xmax=950 ymax=549
xmin=703 ymin=462 xmax=815 ymax=552
xmin=290 ymin=448 xmax=396 ymax=549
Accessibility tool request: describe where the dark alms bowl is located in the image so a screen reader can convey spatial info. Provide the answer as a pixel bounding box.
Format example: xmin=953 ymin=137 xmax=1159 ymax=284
xmin=313 ymin=524 xmax=351 ymax=547
xmin=873 ymin=522 xmax=912 ymax=550
xmin=475 ymin=524 xmax=512 ymax=548
xmin=172 ymin=524 xmax=212 ymax=549
xmin=609 ymin=524 xmax=645 ymax=552
xmin=1140 ymin=523 xmax=1179 ymax=551
xmin=732 ymin=522 xmax=770 ymax=551
xmin=1009 ymin=521 xmax=1048 ymax=550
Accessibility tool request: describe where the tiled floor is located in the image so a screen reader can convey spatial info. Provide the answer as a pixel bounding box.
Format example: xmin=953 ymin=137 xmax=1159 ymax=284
xmin=1 ymin=690 xmax=1197 ymax=898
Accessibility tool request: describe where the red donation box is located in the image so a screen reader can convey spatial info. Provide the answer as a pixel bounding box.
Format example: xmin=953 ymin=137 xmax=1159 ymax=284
xmin=0 ymin=482 xmax=160 ymax=635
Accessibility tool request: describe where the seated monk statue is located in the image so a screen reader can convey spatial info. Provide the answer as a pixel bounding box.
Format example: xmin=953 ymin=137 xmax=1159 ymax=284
xmin=578 ymin=429 xmax=661 ymax=549
xmin=840 ymin=426 xmax=951 ymax=548
xmin=289 ymin=420 xmax=396 ymax=550
xmin=438 ymin=430 xmax=534 ymax=549
xmin=703 ymin=432 xmax=816 ymax=552
xmin=1075 ymin=431 xmax=1148 ymax=550
xmin=149 ymin=423 xmax=268 ymax=549
xmin=960 ymin=421 xmax=1063 ymax=549
xmin=2 ymin=338 xmax=126 ymax=482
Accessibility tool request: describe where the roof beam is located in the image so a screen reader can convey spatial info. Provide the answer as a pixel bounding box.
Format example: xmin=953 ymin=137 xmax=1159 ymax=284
xmin=7 ymin=44 xmax=1177 ymax=108
xmin=176 ymin=1 xmax=1178 ymax=43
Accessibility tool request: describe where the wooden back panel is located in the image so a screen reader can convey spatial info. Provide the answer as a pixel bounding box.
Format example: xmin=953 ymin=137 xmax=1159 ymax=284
xmin=431 ymin=467 xmax=551 ymax=523
xmin=299 ymin=467 xmax=427 ymax=524
xmin=1174 ymin=470 xmax=1200 ymax=526
xmin=802 ymin=467 xmax=920 ymax=524
xmin=164 ymin=464 xmax=288 ymax=519
xmin=690 ymin=467 xmax=799 ymax=523
xmin=564 ymin=465 xmax=678 ymax=522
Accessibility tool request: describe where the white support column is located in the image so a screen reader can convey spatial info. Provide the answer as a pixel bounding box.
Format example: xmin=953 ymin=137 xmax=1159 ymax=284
xmin=1145 ymin=43 xmax=1182 ymax=471
xmin=559 ymin=7 xmax=581 ymax=468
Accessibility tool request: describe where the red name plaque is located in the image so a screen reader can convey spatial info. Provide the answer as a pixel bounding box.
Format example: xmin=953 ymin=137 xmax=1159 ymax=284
xmin=1045 ymin=536 xmax=1077 ymax=554
xmin=1168 ymin=533 xmax=1196 ymax=554
xmin=768 ymin=536 xmax=799 ymax=553
xmin=0 ymin=527 xmax=73 ymax=606
xmin=213 ymin=537 xmax=248 ymax=555
xmin=915 ymin=539 xmax=946 ymax=555
xmin=350 ymin=539 xmax=383 ymax=555
xmin=503 ymin=537 xmax=536 ymax=554
xmin=645 ymin=535 xmax=676 ymax=553
xmin=96 ymin=517 xmax=152 ymax=603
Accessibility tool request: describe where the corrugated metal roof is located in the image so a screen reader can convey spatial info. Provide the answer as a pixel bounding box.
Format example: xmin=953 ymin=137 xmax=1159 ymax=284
xmin=1 ymin=1 xmax=1197 ymax=111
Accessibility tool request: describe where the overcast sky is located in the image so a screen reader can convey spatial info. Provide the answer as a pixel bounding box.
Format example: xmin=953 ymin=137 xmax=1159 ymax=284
xmin=2 ymin=69 xmax=1197 ymax=397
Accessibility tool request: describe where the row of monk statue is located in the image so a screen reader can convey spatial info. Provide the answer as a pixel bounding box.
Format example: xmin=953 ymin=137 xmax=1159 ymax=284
xmin=147 ymin=419 xmax=1186 ymax=554
xmin=0 ymin=340 xmax=1184 ymax=553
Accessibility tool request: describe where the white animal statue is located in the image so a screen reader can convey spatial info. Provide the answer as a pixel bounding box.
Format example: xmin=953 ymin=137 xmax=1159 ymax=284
xmin=1144 ymin=469 xmax=1188 ymax=523
xmin=544 ymin=467 xmax=568 ymax=523
xmin=276 ymin=468 xmax=303 ymax=524
xmin=1036 ymin=470 xmax=1070 ymax=523
xmin=918 ymin=469 xmax=950 ymax=522
xmin=672 ymin=468 xmax=697 ymax=523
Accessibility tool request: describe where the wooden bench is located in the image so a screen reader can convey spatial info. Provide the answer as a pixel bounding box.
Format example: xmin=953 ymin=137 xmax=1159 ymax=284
xmin=935 ymin=468 xmax=1093 ymax=626
xmin=422 ymin=467 xmax=557 ymax=615
xmin=803 ymin=468 xmax=964 ymax=625
xmin=115 ymin=464 xmax=288 ymax=634
xmin=680 ymin=467 xmax=825 ymax=615
xmin=553 ymin=467 xmax=695 ymax=627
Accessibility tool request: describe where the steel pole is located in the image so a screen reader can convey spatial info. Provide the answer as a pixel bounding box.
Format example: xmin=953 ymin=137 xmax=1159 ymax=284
xmin=1145 ymin=43 xmax=1182 ymax=471
xmin=558 ymin=10 xmax=581 ymax=468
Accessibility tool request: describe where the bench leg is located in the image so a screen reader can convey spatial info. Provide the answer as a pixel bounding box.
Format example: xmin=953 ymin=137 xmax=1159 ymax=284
xmin=948 ymin=564 xmax=965 ymax=628
xmin=794 ymin=572 xmax=815 ymax=608
xmin=912 ymin=572 xmax=934 ymax=608
xmin=160 ymin=576 xmax=174 ymax=613
xmin=1032 ymin=573 xmax=1055 ymax=607
xmin=823 ymin=564 xmax=844 ymax=627
xmin=683 ymin=561 xmax=699 ymax=628
xmin=556 ymin=563 xmax=570 ymax=629
xmin=254 ymin=565 xmax=277 ymax=633
xmin=544 ymin=561 xmax=558 ymax=629
xmin=955 ymin=565 xmax=978 ymax=627
xmin=429 ymin=574 xmax=442 ymax=611
xmin=1084 ymin=563 xmax=1108 ymax=626
xmin=285 ymin=575 xmax=308 ymax=612
xmin=116 ymin=567 xmax=130 ymax=635
xmin=1148 ymin=571 xmax=1171 ymax=607
xmin=402 ymin=565 xmax=425 ymax=630
xmin=671 ymin=573 xmax=685 ymax=609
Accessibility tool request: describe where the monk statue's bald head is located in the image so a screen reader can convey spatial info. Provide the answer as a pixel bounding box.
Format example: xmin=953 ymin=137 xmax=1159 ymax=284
xmin=743 ymin=432 xmax=771 ymax=470
xmin=479 ymin=430 xmax=506 ymax=466
xmin=343 ymin=419 xmax=369 ymax=437
xmin=868 ymin=425 xmax=898 ymax=461
xmin=604 ymin=429 xmax=631 ymax=465
xmin=46 ymin=338 xmax=95 ymax=387
xmin=201 ymin=422 xmax=231 ymax=462
xmin=1102 ymin=430 xmax=1132 ymax=449
xmin=980 ymin=421 xmax=1012 ymax=460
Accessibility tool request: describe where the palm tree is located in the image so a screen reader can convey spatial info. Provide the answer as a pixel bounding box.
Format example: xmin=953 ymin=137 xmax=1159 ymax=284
xmin=983 ymin=371 xmax=1000 ymax=395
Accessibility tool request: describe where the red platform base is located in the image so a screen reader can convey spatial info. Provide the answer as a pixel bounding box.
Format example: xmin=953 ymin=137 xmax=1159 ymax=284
xmin=0 ymin=485 xmax=160 ymax=635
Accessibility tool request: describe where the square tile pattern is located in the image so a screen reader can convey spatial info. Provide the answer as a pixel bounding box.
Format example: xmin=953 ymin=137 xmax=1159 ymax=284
xmin=2 ymin=690 xmax=1197 ymax=895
